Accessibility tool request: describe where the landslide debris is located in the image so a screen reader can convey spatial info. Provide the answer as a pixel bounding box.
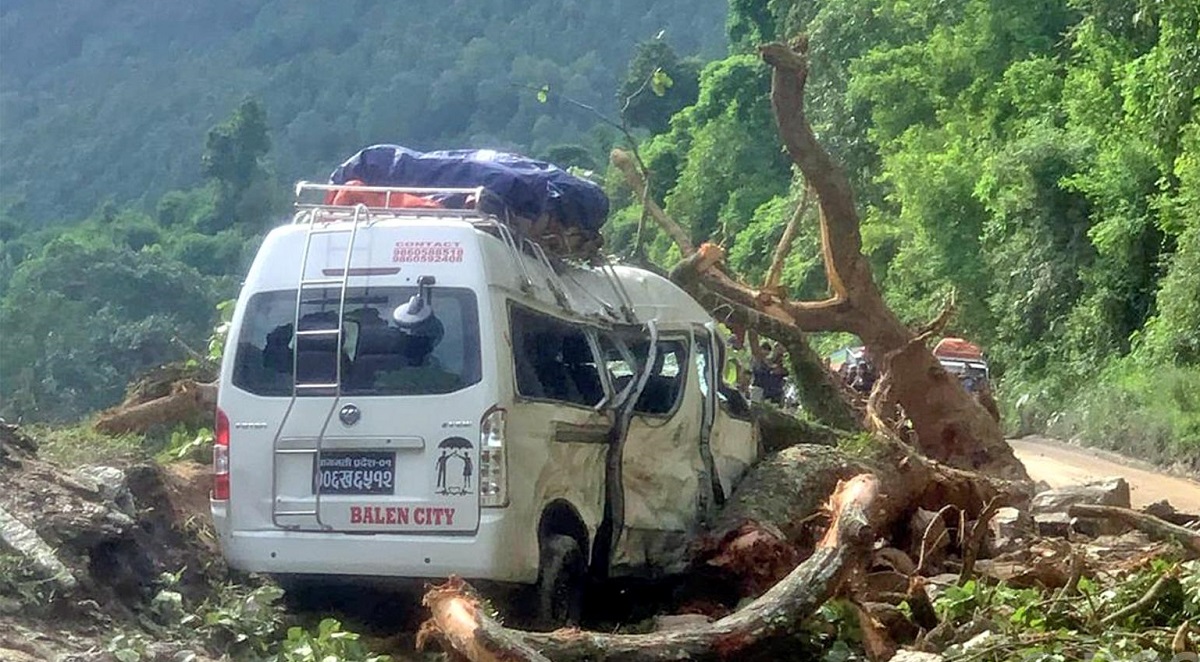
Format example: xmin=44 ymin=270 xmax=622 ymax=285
xmin=0 ymin=421 xmax=225 ymax=661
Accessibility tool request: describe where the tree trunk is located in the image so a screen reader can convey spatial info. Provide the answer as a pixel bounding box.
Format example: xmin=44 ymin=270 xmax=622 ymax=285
xmin=755 ymin=407 xmax=850 ymax=454
xmin=669 ymin=248 xmax=861 ymax=432
xmin=613 ymin=52 xmax=1026 ymax=477
xmin=1069 ymin=504 xmax=1200 ymax=556
xmin=418 ymin=476 xmax=881 ymax=662
xmin=783 ymin=336 xmax=861 ymax=431
xmin=93 ymin=380 xmax=217 ymax=435
xmin=732 ymin=39 xmax=1026 ymax=479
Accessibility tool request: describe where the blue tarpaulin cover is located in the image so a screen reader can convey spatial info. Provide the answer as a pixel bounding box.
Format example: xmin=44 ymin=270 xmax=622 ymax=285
xmin=329 ymin=145 xmax=609 ymax=233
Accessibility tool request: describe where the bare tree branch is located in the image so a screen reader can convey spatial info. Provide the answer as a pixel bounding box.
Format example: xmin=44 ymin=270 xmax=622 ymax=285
xmin=612 ymin=148 xmax=696 ymax=256
xmin=914 ymin=291 xmax=958 ymax=341
xmin=763 ymin=184 xmax=812 ymax=292
xmin=758 ymin=39 xmax=872 ymax=304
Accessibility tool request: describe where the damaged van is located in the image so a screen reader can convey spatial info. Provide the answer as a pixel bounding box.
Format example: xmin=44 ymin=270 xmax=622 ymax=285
xmin=211 ymin=159 xmax=758 ymax=626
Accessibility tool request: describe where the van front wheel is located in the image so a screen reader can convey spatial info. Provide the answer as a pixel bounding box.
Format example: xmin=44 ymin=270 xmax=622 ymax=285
xmin=535 ymin=534 xmax=585 ymax=630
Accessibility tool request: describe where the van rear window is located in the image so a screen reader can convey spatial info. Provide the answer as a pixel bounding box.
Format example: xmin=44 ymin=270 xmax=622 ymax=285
xmin=231 ymin=287 xmax=481 ymax=396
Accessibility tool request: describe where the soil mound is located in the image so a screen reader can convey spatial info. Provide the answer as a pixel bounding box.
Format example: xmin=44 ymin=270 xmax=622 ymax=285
xmin=0 ymin=422 xmax=224 ymax=660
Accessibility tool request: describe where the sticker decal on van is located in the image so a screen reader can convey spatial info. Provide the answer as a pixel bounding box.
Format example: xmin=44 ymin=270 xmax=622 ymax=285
xmin=435 ymin=437 xmax=474 ymax=496
xmin=392 ymin=240 xmax=464 ymax=263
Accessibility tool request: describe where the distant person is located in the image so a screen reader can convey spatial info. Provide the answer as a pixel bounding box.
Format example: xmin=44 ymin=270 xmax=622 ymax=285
xmin=752 ymin=341 xmax=787 ymax=406
xmin=729 ymin=359 xmax=748 ymax=395
xmin=844 ymin=363 xmax=859 ymax=388
xmin=851 ymin=360 xmax=876 ymax=394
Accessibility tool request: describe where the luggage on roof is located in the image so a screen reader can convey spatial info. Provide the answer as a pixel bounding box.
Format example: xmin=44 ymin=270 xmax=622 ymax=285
xmin=328 ymin=145 xmax=609 ymax=245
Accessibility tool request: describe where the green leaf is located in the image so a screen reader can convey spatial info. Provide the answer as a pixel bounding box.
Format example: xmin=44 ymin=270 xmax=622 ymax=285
xmin=650 ymin=68 xmax=673 ymax=97
xmin=536 ymin=85 xmax=549 ymax=104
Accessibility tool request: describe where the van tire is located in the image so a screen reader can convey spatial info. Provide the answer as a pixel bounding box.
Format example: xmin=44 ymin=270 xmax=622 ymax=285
xmin=535 ymin=534 xmax=585 ymax=630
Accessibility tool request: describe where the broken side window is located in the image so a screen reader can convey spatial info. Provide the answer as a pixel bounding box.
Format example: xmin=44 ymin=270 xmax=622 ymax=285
xmin=510 ymin=305 xmax=604 ymax=407
xmin=601 ymin=334 xmax=689 ymax=415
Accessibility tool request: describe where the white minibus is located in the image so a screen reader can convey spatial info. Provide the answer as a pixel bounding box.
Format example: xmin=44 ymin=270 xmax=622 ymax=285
xmin=211 ymin=183 xmax=759 ymax=626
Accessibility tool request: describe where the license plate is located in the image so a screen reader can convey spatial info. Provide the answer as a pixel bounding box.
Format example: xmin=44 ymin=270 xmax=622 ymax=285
xmin=313 ymin=452 xmax=396 ymax=495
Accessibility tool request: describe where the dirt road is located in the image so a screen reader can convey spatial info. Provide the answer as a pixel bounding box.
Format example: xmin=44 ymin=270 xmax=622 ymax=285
xmin=1010 ymin=436 xmax=1200 ymax=512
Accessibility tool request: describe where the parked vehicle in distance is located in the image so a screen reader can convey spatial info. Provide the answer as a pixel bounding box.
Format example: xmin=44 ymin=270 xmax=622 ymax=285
xmin=933 ymin=337 xmax=990 ymax=392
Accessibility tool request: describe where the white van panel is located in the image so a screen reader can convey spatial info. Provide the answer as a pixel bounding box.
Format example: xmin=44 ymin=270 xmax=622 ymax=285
xmin=217 ymin=219 xmax=510 ymax=576
xmin=213 ymin=509 xmax=533 ymax=581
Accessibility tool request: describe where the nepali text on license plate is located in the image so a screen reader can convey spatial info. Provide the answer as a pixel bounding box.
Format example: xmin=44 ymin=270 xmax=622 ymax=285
xmin=313 ymin=452 xmax=396 ymax=495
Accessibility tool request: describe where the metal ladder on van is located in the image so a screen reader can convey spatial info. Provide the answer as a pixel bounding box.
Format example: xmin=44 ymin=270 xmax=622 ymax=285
xmin=271 ymin=204 xmax=370 ymax=529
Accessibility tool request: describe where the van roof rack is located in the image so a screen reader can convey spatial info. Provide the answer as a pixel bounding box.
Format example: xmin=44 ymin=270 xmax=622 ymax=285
xmin=292 ymin=181 xmax=637 ymax=323
xmin=293 ymin=181 xmax=605 ymax=262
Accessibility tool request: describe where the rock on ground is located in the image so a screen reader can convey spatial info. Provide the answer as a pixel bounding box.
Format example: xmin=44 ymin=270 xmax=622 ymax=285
xmin=0 ymin=422 xmax=225 ymax=659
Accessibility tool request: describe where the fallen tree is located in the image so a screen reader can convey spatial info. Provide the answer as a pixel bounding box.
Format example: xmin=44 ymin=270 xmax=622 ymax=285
xmin=415 ymin=432 xmax=1034 ymax=661
xmin=93 ymin=378 xmax=217 ymax=436
xmin=418 ymin=475 xmax=880 ymax=662
xmin=693 ymin=435 xmax=1027 ymax=602
xmin=1069 ymin=503 xmax=1200 ymax=556
xmin=613 ymin=35 xmax=1027 ymax=480
xmin=411 ymin=32 xmax=1040 ymax=661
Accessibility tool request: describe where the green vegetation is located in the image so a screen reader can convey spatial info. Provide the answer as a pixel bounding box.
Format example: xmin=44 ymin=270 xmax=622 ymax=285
xmin=603 ymin=0 xmax=1200 ymax=467
xmin=797 ymin=557 xmax=1200 ymax=661
xmin=25 ymin=423 xmax=145 ymax=468
xmin=0 ymin=0 xmax=726 ymax=218
xmin=933 ymin=559 xmax=1200 ymax=660
xmin=99 ymin=578 xmax=393 ymax=661
xmin=2 ymin=0 xmax=1198 ymax=468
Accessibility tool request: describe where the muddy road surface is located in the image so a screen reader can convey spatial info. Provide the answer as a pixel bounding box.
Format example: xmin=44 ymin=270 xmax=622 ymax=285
xmin=1010 ymin=435 xmax=1200 ymax=512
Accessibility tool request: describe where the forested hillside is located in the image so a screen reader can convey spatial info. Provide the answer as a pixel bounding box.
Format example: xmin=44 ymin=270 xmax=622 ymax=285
xmin=2 ymin=0 xmax=1198 ymax=471
xmin=0 ymin=0 xmax=726 ymax=219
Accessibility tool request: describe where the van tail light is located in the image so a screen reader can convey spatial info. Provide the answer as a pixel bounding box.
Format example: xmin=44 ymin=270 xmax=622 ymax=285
xmin=213 ymin=408 xmax=230 ymax=501
xmin=479 ymin=406 xmax=508 ymax=508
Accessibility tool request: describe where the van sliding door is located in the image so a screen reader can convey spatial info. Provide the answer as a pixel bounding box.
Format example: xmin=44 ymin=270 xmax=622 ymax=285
xmin=606 ymin=330 xmax=706 ymax=576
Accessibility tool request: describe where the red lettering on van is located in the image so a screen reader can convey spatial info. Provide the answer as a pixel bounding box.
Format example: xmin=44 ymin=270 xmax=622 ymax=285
xmin=348 ymin=506 xmax=452 ymax=527
xmin=392 ymin=240 xmax=464 ymax=263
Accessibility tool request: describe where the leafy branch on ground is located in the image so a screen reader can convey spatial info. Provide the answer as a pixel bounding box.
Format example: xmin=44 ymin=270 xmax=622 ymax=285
xmin=931 ymin=558 xmax=1200 ymax=661
xmin=103 ymin=574 xmax=393 ymax=662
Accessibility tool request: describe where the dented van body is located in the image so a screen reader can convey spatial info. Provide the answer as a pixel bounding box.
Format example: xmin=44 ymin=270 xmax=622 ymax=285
xmin=211 ymin=183 xmax=758 ymax=609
